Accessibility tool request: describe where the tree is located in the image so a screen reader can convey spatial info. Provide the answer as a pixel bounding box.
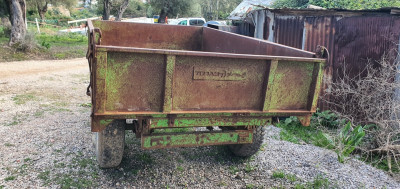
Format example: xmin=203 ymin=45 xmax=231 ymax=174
xmin=103 ymin=0 xmax=111 ymax=20
xmin=115 ymin=0 xmax=129 ymax=21
xmin=199 ymin=0 xmax=241 ymax=20
xmin=99 ymin=0 xmax=133 ymax=21
xmin=150 ymin=0 xmax=193 ymax=23
xmin=5 ymin=0 xmax=26 ymax=46
xmin=272 ymin=0 xmax=400 ymax=9
xmin=26 ymin=0 xmax=78 ymax=21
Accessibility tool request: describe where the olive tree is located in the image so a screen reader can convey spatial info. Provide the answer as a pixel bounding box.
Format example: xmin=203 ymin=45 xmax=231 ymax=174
xmin=5 ymin=0 xmax=26 ymax=46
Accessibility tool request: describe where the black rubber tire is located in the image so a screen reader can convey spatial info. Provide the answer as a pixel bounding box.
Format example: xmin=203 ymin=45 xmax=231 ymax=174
xmin=228 ymin=126 xmax=266 ymax=157
xmin=95 ymin=120 xmax=126 ymax=168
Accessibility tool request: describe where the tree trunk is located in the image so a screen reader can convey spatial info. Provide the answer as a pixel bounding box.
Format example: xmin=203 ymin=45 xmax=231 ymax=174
xmin=103 ymin=0 xmax=111 ymax=20
xmin=36 ymin=2 xmax=48 ymax=21
xmin=6 ymin=0 xmax=26 ymax=46
xmin=115 ymin=0 xmax=129 ymax=21
xmin=158 ymin=0 xmax=170 ymax=23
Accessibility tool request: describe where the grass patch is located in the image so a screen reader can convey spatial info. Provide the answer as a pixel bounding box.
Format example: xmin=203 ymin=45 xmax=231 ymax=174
xmin=38 ymin=170 xmax=50 ymax=184
xmin=229 ymin=165 xmax=240 ymax=174
xmin=272 ymin=170 xmax=285 ymax=179
xmin=0 ymin=27 xmax=88 ymax=62
xmin=4 ymin=176 xmax=16 ymax=181
xmin=79 ymin=103 xmax=92 ymax=108
xmin=272 ymin=170 xmax=297 ymax=183
xmin=4 ymin=143 xmax=14 ymax=147
xmin=176 ymin=165 xmax=184 ymax=172
xmin=246 ymin=184 xmax=255 ymax=189
xmin=294 ymin=175 xmax=330 ymax=189
xmin=12 ymin=93 xmax=37 ymax=105
xmin=56 ymin=174 xmax=93 ymax=189
xmin=6 ymin=114 xmax=25 ymax=126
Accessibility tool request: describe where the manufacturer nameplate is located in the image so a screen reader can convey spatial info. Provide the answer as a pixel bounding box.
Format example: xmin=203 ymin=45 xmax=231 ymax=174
xmin=193 ymin=67 xmax=247 ymax=81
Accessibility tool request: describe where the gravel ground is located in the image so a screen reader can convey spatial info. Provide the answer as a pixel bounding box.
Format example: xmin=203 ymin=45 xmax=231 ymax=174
xmin=0 ymin=58 xmax=399 ymax=188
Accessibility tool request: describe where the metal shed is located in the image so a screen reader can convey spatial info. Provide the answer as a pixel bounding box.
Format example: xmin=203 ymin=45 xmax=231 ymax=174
xmin=233 ymin=8 xmax=400 ymax=109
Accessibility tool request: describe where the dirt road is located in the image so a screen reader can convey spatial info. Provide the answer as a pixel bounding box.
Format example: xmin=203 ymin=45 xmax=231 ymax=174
xmin=0 ymin=58 xmax=399 ymax=188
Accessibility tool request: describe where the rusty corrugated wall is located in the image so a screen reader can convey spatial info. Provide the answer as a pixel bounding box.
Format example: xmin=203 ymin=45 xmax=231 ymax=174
xmin=242 ymin=8 xmax=400 ymax=110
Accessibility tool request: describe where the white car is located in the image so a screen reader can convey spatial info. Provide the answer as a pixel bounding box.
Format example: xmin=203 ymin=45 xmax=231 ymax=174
xmin=176 ymin=18 xmax=206 ymax=26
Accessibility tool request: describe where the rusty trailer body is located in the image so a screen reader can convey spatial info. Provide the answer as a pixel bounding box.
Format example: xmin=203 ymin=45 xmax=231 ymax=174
xmin=87 ymin=20 xmax=325 ymax=168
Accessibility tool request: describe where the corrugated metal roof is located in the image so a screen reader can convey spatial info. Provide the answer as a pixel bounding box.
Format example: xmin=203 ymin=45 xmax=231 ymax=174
xmin=228 ymin=0 xmax=274 ymax=20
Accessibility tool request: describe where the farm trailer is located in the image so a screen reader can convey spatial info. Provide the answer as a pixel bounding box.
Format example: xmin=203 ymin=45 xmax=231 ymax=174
xmin=86 ymin=20 xmax=326 ymax=168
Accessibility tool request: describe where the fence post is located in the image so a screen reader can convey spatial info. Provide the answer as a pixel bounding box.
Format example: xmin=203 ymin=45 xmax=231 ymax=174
xmin=35 ymin=18 xmax=40 ymax=33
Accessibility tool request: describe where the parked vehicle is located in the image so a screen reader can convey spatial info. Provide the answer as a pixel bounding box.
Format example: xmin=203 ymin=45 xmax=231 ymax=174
xmin=176 ymin=17 xmax=206 ymax=26
xmin=87 ymin=20 xmax=326 ymax=168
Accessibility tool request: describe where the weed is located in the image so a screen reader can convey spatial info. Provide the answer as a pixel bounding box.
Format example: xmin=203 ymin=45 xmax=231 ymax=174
xmin=286 ymin=174 xmax=297 ymax=182
xmin=294 ymin=175 xmax=330 ymax=189
xmin=38 ymin=171 xmax=50 ymax=183
xmin=0 ymin=185 xmax=4 ymax=189
xmin=79 ymin=103 xmax=92 ymax=108
xmin=176 ymin=166 xmax=184 ymax=172
xmin=137 ymin=152 xmax=153 ymax=164
xmin=272 ymin=170 xmax=297 ymax=183
xmin=24 ymin=158 xmax=31 ymax=162
xmin=6 ymin=114 xmax=25 ymax=126
xmin=34 ymin=110 xmax=45 ymax=117
xmin=229 ymin=165 xmax=240 ymax=174
xmin=4 ymin=176 xmax=16 ymax=181
xmin=56 ymin=174 xmax=93 ymax=189
xmin=272 ymin=170 xmax=285 ymax=179
xmin=312 ymin=109 xmax=344 ymax=129
xmin=277 ymin=116 xmax=335 ymax=149
xmin=246 ymin=184 xmax=255 ymax=189
xmin=4 ymin=143 xmax=14 ymax=147
xmin=54 ymin=53 xmax=66 ymax=59
xmin=337 ymin=122 xmax=365 ymax=163
xmin=244 ymin=163 xmax=256 ymax=173
xmin=72 ymin=157 xmax=94 ymax=169
xmin=12 ymin=93 xmax=37 ymax=105
xmin=309 ymin=175 xmax=330 ymax=188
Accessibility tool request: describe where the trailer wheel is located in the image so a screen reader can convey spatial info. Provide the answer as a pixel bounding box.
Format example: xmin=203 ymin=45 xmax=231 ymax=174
xmin=95 ymin=120 xmax=126 ymax=168
xmin=227 ymin=126 xmax=266 ymax=157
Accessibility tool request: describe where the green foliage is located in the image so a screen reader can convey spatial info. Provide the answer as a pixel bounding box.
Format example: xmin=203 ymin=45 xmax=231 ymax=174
xmin=277 ymin=116 xmax=335 ymax=149
xmin=272 ymin=0 xmax=308 ymax=8
xmin=4 ymin=176 xmax=16 ymax=181
xmin=312 ymin=110 xmax=344 ymax=129
xmin=96 ymin=0 xmax=147 ymax=18
xmin=36 ymin=32 xmax=87 ymax=46
xmin=198 ymin=0 xmax=242 ymax=20
xmin=272 ymin=0 xmax=400 ymax=9
xmin=272 ymin=170 xmax=285 ymax=179
xmin=294 ymin=175 xmax=330 ymax=189
xmin=277 ymin=111 xmax=365 ymax=163
xmin=309 ymin=0 xmax=400 ymax=9
xmin=71 ymin=9 xmax=98 ymax=20
xmin=150 ymin=0 xmax=194 ymax=18
xmin=335 ymin=122 xmax=365 ymax=163
xmin=12 ymin=93 xmax=38 ymax=105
